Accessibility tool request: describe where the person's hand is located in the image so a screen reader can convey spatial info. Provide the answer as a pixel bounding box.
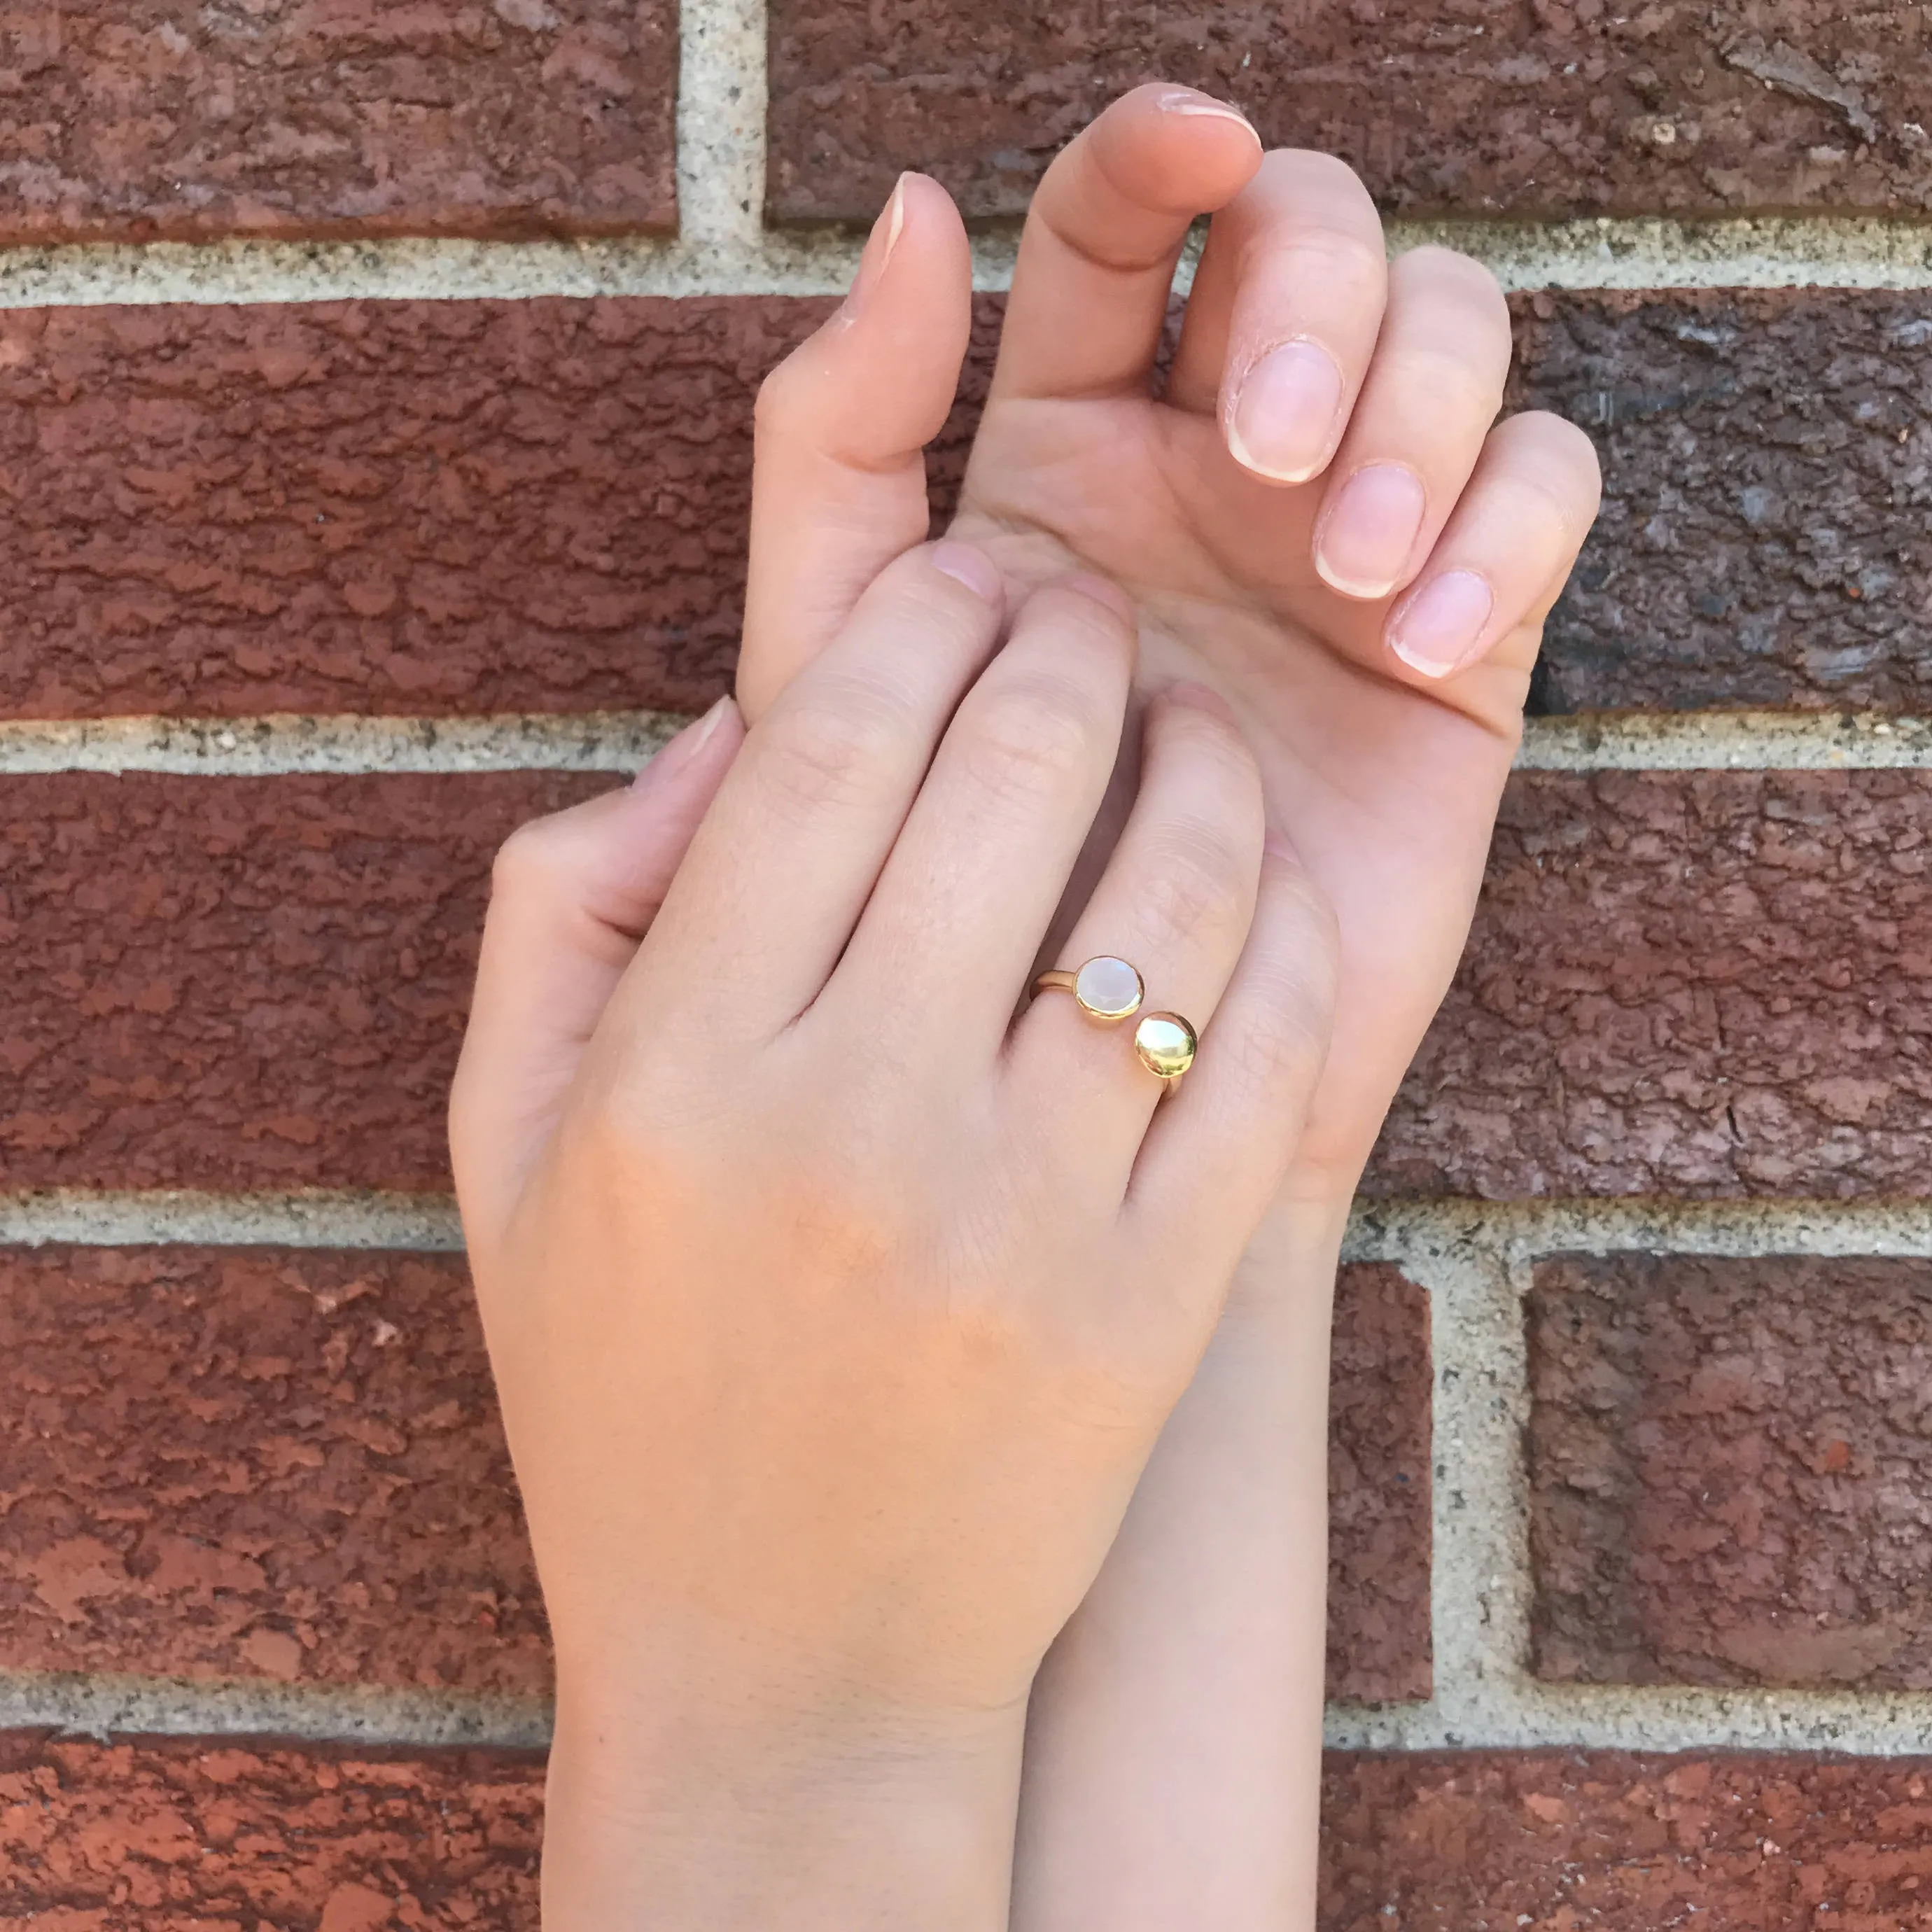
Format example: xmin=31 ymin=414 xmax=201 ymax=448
xmin=743 ymin=83 xmax=1602 ymax=1208
xmin=449 ymin=543 xmax=1335 ymax=1928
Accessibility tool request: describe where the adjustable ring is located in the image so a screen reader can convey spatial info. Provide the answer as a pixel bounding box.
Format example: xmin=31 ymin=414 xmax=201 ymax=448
xmin=1032 ymin=954 xmax=1198 ymax=1087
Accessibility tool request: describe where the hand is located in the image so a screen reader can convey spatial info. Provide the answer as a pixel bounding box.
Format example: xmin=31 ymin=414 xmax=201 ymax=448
xmin=743 ymin=84 xmax=1602 ymax=1207
xmin=449 ymin=544 xmax=1335 ymax=1928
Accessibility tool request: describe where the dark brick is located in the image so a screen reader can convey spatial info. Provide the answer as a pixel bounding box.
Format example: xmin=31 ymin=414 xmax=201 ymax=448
xmin=8 ymin=1739 xmax=1932 ymax=1928
xmin=0 ymin=1247 xmax=545 ymax=1694
xmin=1368 ymin=769 xmax=1932 ymax=1200
xmin=0 ymin=2 xmax=673 ymax=244
xmin=1519 ymin=290 xmax=1932 ymax=715
xmin=1327 ymin=1264 xmax=1432 ymax=1705
xmin=1527 ymin=1254 xmax=1932 ymax=1691
xmin=8 ymin=289 xmax=1920 ymax=722
xmin=0 ymin=1734 xmax=542 ymax=1927
xmin=0 ymin=298 xmax=832 ymax=720
xmin=0 ymin=1250 xmax=1410 ymax=1704
xmin=767 ymin=1 xmax=1932 ymax=223
xmin=1320 ymin=1751 xmax=1932 ymax=1930
xmin=0 ymin=771 xmax=602 ymax=1193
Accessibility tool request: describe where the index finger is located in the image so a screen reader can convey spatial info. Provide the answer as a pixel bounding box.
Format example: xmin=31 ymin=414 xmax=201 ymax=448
xmin=989 ymin=83 xmax=1263 ymax=406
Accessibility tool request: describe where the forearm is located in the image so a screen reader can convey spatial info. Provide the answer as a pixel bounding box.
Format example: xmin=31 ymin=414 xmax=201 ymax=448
xmin=543 ymin=1676 xmax=1026 ymax=1932
xmin=1009 ymin=1192 xmax=1350 ymax=1932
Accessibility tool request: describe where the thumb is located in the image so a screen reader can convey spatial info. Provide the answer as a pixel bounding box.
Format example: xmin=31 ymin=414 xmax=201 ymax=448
xmin=738 ymin=171 xmax=975 ymax=720
xmin=450 ymin=697 xmax=745 ymax=1248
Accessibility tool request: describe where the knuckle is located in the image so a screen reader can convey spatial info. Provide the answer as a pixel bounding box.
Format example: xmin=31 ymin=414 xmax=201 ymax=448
xmin=1400 ymin=243 xmax=1508 ymax=314
xmin=1136 ymin=820 xmax=1255 ymax=952
xmin=756 ymin=681 xmax=911 ymax=814
xmin=489 ymin=814 xmax=567 ymax=904
xmin=1281 ymin=229 xmax=1385 ymax=307
xmin=961 ymin=676 xmax=1111 ymax=799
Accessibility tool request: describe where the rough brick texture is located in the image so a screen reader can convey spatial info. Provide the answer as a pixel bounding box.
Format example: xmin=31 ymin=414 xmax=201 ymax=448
xmin=0 ymin=2 xmax=675 ymax=243
xmin=0 ymin=1735 xmax=542 ymax=1928
xmin=1529 ymin=1254 xmax=1932 ymax=1691
xmin=1321 ymin=1751 xmax=1932 ymax=1930
xmin=1326 ymin=1264 xmax=1431 ymax=1704
xmin=1370 ymin=769 xmax=1932 ymax=1200
xmin=12 ymin=1740 xmax=1932 ymax=1929
xmin=19 ymin=769 xmax=1932 ymax=1201
xmin=0 ymin=1247 xmax=546 ymax=1693
xmin=1520 ymin=290 xmax=1932 ymax=715
xmin=0 ymin=300 xmax=832 ymax=720
xmin=4 ymin=289 xmax=1921 ymax=722
xmin=767 ymin=1 xmax=1932 ymax=223
xmin=0 ymin=771 xmax=601 ymax=1193
xmin=0 ymin=1247 xmax=1414 ymax=1703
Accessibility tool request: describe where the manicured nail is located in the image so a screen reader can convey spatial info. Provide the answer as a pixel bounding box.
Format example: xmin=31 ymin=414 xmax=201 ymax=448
xmin=635 ymin=694 xmax=734 ymax=788
xmin=1387 ymin=570 xmax=1494 ymax=679
xmin=930 ymin=540 xmax=1004 ymax=605
xmin=841 ymin=173 xmax=908 ymax=320
xmin=1313 ymin=464 xmax=1427 ymax=598
xmin=1155 ymin=88 xmax=1261 ymax=145
xmin=1227 ymin=340 xmax=1345 ymax=484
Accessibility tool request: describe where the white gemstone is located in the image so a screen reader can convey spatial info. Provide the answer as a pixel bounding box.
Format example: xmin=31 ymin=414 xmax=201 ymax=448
xmin=1074 ymin=955 xmax=1142 ymax=1019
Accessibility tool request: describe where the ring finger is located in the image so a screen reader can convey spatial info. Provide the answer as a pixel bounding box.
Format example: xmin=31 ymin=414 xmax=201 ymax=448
xmin=1004 ymin=683 xmax=1266 ymax=1196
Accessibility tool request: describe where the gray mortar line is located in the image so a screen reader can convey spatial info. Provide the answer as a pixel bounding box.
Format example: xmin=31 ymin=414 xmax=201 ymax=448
xmin=10 ymin=708 xmax=1932 ymax=776
xmin=1516 ymin=710 xmax=1932 ymax=771
xmin=0 ymin=214 xmax=1922 ymax=310
xmin=0 ymin=1191 xmax=464 ymax=1250
xmin=0 ymin=0 xmax=1919 ymax=320
xmin=0 ymin=711 xmax=683 ymax=775
xmin=0 ymin=1670 xmax=551 ymax=1751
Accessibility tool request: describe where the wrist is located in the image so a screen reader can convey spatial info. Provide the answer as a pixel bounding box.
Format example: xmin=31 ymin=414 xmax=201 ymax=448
xmin=543 ymin=1669 xmax=1026 ymax=1932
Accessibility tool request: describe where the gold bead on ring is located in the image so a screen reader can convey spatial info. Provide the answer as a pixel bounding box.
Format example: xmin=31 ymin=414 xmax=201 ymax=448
xmin=1032 ymin=955 xmax=1198 ymax=1088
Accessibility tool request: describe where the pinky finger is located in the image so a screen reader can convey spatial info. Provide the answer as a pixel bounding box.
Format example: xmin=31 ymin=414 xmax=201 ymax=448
xmin=1382 ymin=410 xmax=1602 ymax=684
xmin=1122 ymin=839 xmax=1337 ymax=1275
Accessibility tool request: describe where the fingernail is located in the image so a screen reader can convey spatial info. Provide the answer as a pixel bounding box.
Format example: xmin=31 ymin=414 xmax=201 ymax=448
xmin=930 ymin=540 xmax=1003 ymax=605
xmin=1313 ymin=464 xmax=1427 ymax=599
xmin=1228 ymin=341 xmax=1345 ymax=484
xmin=1164 ymin=678 xmax=1235 ymax=721
xmin=1387 ymin=570 xmax=1494 ymax=679
xmin=634 ymin=694 xmax=734 ymax=788
xmin=1155 ymin=88 xmax=1261 ymax=145
xmin=841 ymin=173 xmax=908 ymax=321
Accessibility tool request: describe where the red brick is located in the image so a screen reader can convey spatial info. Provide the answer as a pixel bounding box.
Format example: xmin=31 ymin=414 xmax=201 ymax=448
xmin=0 ymin=1247 xmax=545 ymax=1695
xmin=4 ymin=290 xmax=1919 ymax=722
xmin=0 ymin=1247 xmax=1410 ymax=1703
xmin=0 ymin=3 xmax=673 ymax=244
xmin=1368 ymin=769 xmax=1932 ymax=1200
xmin=15 ymin=768 xmax=1932 ymax=1203
xmin=0 ymin=771 xmax=601 ymax=1193
xmin=1320 ymin=1751 xmax=1932 ymax=1929
xmin=0 ymin=1734 xmax=541 ymax=1928
xmin=768 ymin=2 xmax=1931 ymax=223
xmin=1518 ymin=290 xmax=1932 ymax=715
xmin=8 ymin=1739 xmax=1932 ymax=1927
xmin=0 ymin=300 xmax=838 ymax=720
xmin=1327 ymin=1264 xmax=1431 ymax=1705
xmin=1528 ymin=1254 xmax=1932 ymax=1692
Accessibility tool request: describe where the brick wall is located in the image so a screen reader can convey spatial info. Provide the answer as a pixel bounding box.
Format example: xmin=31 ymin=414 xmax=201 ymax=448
xmin=1 ymin=0 xmax=1930 ymax=1923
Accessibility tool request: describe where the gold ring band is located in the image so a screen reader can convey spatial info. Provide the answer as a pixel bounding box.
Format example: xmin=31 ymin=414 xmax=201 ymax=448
xmin=1032 ymin=955 xmax=1198 ymax=1086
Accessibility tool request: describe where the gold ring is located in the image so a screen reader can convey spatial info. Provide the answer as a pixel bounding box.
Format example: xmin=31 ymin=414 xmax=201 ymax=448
xmin=1032 ymin=955 xmax=1198 ymax=1087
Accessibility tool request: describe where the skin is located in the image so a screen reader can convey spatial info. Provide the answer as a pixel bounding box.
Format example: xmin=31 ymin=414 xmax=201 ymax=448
xmin=738 ymin=85 xmax=1602 ymax=1930
xmin=449 ymin=548 xmax=1338 ymax=1930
